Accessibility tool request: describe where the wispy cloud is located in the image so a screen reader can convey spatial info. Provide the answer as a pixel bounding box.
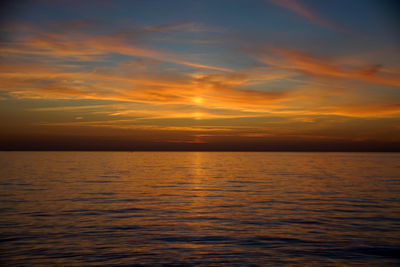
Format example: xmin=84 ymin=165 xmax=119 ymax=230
xmin=3 ymin=52 xmax=398 ymax=125
xmin=315 ymin=104 xmax=400 ymax=118
xmin=144 ymin=22 xmax=224 ymax=33
xmin=1 ymin=26 xmax=231 ymax=72
xmin=0 ymin=58 xmax=294 ymax=113
xmin=38 ymin=120 xmax=236 ymax=132
xmin=30 ymin=105 xmax=116 ymax=112
xmin=259 ymin=47 xmax=400 ymax=86
xmin=267 ymin=0 xmax=349 ymax=33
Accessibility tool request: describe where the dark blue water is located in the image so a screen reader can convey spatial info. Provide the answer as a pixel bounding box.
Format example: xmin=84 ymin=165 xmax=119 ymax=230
xmin=1 ymin=152 xmax=399 ymax=266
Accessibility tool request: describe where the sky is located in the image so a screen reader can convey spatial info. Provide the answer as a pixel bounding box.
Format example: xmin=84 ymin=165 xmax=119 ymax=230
xmin=0 ymin=0 xmax=399 ymax=151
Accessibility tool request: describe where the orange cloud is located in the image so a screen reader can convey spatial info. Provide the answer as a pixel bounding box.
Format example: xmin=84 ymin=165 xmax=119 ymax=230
xmin=4 ymin=57 xmax=398 ymax=122
xmin=1 ymin=29 xmax=232 ymax=72
xmin=260 ymin=48 xmax=400 ymax=86
xmin=0 ymin=58 xmax=293 ymax=113
xmin=2 ymin=33 xmax=398 ymax=130
xmin=316 ymin=104 xmax=400 ymax=118
xmin=38 ymin=120 xmax=235 ymax=132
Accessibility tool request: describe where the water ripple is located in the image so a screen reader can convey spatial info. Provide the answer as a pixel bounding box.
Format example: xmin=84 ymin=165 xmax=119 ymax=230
xmin=1 ymin=152 xmax=399 ymax=266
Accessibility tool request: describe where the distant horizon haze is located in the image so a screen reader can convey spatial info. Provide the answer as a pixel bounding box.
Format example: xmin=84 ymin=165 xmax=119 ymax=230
xmin=1 ymin=134 xmax=400 ymax=152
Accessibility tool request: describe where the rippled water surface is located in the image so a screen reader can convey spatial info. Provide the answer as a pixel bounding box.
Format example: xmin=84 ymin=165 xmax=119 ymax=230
xmin=1 ymin=152 xmax=400 ymax=266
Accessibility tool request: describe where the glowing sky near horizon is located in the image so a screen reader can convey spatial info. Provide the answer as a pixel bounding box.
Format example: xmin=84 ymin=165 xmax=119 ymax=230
xmin=0 ymin=0 xmax=399 ymax=148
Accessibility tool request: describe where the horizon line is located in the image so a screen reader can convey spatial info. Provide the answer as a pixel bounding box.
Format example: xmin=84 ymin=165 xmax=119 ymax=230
xmin=1 ymin=150 xmax=399 ymax=153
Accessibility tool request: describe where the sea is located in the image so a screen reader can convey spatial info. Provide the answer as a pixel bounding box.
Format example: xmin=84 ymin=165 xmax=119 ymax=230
xmin=0 ymin=152 xmax=399 ymax=266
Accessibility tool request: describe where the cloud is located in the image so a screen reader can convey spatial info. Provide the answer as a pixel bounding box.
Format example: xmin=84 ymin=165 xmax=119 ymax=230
xmin=38 ymin=120 xmax=235 ymax=132
xmin=267 ymin=0 xmax=349 ymax=33
xmin=0 ymin=58 xmax=294 ymax=113
xmin=30 ymin=105 xmax=116 ymax=112
xmin=3 ymin=54 xmax=399 ymax=124
xmin=1 ymin=27 xmax=232 ymax=72
xmin=315 ymin=104 xmax=400 ymax=118
xmin=2 ymin=21 xmax=399 ymax=134
xmin=144 ymin=22 xmax=224 ymax=33
xmin=259 ymin=47 xmax=400 ymax=86
xmin=3 ymin=55 xmax=398 ymax=122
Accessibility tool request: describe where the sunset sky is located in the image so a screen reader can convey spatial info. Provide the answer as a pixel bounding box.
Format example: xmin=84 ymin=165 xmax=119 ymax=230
xmin=0 ymin=0 xmax=399 ymax=151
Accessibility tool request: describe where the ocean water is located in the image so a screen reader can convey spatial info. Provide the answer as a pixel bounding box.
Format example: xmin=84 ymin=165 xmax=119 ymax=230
xmin=0 ymin=152 xmax=399 ymax=266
